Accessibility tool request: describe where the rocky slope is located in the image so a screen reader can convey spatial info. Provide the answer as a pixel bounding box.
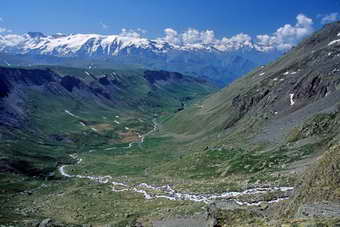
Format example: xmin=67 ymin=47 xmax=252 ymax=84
xmin=162 ymin=21 xmax=340 ymax=225
xmin=165 ymin=21 xmax=340 ymax=144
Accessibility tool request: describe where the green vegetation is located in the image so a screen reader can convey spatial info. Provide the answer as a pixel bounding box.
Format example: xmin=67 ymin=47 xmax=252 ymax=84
xmin=2 ymin=37 xmax=340 ymax=225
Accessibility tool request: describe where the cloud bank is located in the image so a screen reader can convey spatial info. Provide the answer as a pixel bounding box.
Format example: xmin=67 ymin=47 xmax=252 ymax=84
xmin=0 ymin=13 xmax=319 ymax=52
xmin=256 ymin=14 xmax=314 ymax=51
xmin=320 ymin=13 xmax=339 ymax=24
xmin=157 ymin=14 xmax=314 ymax=51
xmin=0 ymin=27 xmax=12 ymax=33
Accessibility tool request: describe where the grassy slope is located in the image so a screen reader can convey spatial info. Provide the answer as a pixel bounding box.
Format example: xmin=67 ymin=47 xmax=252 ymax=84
xmin=0 ymin=66 xmax=219 ymax=225
xmin=158 ymin=23 xmax=340 ymax=183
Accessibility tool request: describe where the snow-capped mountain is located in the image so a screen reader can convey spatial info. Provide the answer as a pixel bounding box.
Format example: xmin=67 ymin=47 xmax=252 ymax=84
xmin=0 ymin=32 xmax=282 ymax=84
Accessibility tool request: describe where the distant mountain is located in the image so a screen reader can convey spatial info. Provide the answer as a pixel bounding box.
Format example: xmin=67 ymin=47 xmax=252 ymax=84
xmin=0 ymin=32 xmax=282 ymax=85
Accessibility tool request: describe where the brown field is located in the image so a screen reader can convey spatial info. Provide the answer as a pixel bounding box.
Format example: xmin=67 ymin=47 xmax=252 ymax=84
xmin=119 ymin=130 xmax=141 ymax=143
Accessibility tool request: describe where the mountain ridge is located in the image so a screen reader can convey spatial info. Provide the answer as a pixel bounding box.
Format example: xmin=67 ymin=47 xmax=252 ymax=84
xmin=0 ymin=31 xmax=282 ymax=85
xmin=159 ymin=21 xmax=340 ymax=226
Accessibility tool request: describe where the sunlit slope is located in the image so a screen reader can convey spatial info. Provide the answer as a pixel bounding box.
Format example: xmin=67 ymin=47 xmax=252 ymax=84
xmin=164 ymin=22 xmax=340 ymax=146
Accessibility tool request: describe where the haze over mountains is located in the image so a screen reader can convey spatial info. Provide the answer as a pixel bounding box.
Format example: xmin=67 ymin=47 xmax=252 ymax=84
xmin=0 ymin=14 xmax=315 ymax=85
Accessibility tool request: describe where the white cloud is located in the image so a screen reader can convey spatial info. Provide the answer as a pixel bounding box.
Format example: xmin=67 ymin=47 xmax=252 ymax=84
xmin=200 ymin=30 xmax=215 ymax=44
xmin=220 ymin=33 xmax=253 ymax=50
xmin=0 ymin=13 xmax=315 ymax=53
xmin=0 ymin=17 xmax=12 ymax=33
xmin=320 ymin=13 xmax=339 ymax=24
xmin=162 ymin=28 xmax=180 ymax=44
xmin=136 ymin=28 xmax=147 ymax=34
xmin=100 ymin=22 xmax=109 ymax=30
xmin=119 ymin=28 xmax=145 ymax=38
xmin=160 ymin=28 xmax=217 ymax=46
xmin=182 ymin=28 xmax=200 ymax=44
xmin=256 ymin=14 xmax=314 ymax=51
xmin=0 ymin=27 xmax=12 ymax=33
xmin=157 ymin=14 xmax=314 ymax=52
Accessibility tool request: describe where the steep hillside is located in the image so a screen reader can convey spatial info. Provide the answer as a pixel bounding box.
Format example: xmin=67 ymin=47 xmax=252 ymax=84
xmin=159 ymin=21 xmax=340 ymax=225
xmin=278 ymin=144 xmax=340 ymax=223
xmin=165 ymin=21 xmax=340 ymax=145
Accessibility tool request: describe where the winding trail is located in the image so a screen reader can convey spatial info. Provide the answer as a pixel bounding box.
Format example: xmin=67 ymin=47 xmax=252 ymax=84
xmin=59 ymin=119 xmax=293 ymax=205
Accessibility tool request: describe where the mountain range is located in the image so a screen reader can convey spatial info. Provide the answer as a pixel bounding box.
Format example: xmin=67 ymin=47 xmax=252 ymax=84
xmin=0 ymin=31 xmax=282 ymax=85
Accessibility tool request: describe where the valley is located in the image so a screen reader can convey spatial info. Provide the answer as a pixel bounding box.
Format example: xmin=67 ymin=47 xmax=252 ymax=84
xmin=1 ymin=14 xmax=340 ymax=227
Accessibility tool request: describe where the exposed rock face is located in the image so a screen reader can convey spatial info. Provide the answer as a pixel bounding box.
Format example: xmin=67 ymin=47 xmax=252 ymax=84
xmin=0 ymin=67 xmax=57 ymax=86
xmin=295 ymin=202 xmax=340 ymax=218
xmin=230 ymin=88 xmax=270 ymax=126
xmin=38 ymin=218 xmax=52 ymax=227
xmin=98 ymin=76 xmax=111 ymax=86
xmin=279 ymin=145 xmax=340 ymax=218
xmin=217 ymin=22 xmax=340 ymax=133
xmin=0 ymin=74 xmax=11 ymax=97
xmin=206 ymin=202 xmax=265 ymax=227
xmin=60 ymin=75 xmax=83 ymax=92
xmin=0 ymin=67 xmax=59 ymax=127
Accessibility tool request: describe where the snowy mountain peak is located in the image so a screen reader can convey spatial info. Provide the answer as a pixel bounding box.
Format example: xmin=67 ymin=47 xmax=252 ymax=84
xmin=26 ymin=32 xmax=46 ymax=39
xmin=0 ymin=31 xmax=276 ymax=58
xmin=0 ymin=31 xmax=282 ymax=85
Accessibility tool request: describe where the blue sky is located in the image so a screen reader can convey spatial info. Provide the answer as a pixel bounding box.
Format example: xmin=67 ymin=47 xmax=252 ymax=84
xmin=0 ymin=0 xmax=339 ymax=39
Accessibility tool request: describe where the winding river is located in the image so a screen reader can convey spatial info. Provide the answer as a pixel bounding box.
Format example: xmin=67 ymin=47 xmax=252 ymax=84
xmin=58 ymin=119 xmax=293 ymax=205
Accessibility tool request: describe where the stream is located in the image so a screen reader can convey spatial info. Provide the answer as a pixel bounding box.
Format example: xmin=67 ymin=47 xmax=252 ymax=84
xmin=58 ymin=119 xmax=293 ymax=205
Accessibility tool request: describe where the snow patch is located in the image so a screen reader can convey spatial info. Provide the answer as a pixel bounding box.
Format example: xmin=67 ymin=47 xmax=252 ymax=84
xmin=328 ymin=39 xmax=340 ymax=46
xmin=64 ymin=110 xmax=80 ymax=118
xmin=289 ymin=93 xmax=295 ymax=106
